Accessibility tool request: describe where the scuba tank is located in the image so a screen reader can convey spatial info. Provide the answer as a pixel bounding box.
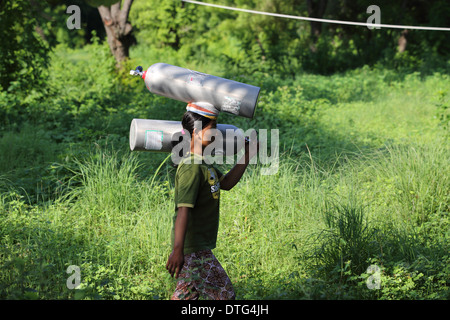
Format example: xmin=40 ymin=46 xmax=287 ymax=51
xmin=129 ymin=118 xmax=245 ymax=156
xmin=130 ymin=63 xmax=260 ymax=119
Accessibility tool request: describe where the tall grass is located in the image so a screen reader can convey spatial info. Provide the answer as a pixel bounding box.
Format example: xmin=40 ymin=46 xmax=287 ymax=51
xmin=314 ymin=193 xmax=373 ymax=277
xmin=370 ymin=141 xmax=449 ymax=226
xmin=0 ymin=58 xmax=448 ymax=299
xmin=64 ymin=149 xmax=174 ymax=274
xmin=1 ymin=136 xmax=448 ymax=299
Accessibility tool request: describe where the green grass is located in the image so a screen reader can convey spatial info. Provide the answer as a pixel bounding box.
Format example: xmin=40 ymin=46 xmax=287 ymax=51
xmin=0 ymin=44 xmax=449 ymax=300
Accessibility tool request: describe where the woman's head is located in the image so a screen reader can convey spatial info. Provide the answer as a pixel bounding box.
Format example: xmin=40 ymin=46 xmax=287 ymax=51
xmin=181 ymin=111 xmax=217 ymax=137
xmin=171 ymin=111 xmax=217 ymax=160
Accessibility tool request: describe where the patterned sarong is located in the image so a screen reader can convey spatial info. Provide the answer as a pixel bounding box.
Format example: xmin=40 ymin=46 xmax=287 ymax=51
xmin=171 ymin=250 xmax=235 ymax=300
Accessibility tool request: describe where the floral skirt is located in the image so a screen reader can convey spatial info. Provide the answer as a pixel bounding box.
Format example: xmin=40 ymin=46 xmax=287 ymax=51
xmin=171 ymin=249 xmax=235 ymax=300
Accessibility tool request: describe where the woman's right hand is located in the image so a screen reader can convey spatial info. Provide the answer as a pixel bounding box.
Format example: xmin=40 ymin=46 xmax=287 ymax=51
xmin=167 ymin=207 xmax=189 ymax=278
xmin=166 ymin=249 xmax=185 ymax=279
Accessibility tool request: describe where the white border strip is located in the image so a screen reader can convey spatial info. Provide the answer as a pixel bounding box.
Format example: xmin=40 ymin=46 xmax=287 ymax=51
xmin=181 ymin=0 xmax=450 ymax=31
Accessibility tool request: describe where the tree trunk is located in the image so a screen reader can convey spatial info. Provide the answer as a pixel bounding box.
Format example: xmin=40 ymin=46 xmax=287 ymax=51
xmin=98 ymin=0 xmax=134 ymax=67
xmin=398 ymin=29 xmax=408 ymax=53
xmin=306 ymin=0 xmax=328 ymax=53
xmin=306 ymin=0 xmax=328 ymax=39
xmin=397 ymin=1 xmax=409 ymax=53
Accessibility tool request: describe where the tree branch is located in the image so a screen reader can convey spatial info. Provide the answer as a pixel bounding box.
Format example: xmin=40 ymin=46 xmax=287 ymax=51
xmin=98 ymin=5 xmax=113 ymax=27
xmin=97 ymin=0 xmax=135 ymax=65
xmin=119 ymin=0 xmax=134 ymax=29
xmin=121 ymin=0 xmax=134 ymax=18
xmin=111 ymin=1 xmax=121 ymax=22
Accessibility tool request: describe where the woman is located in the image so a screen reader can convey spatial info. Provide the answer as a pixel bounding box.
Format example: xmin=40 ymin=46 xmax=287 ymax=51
xmin=166 ymin=105 xmax=258 ymax=300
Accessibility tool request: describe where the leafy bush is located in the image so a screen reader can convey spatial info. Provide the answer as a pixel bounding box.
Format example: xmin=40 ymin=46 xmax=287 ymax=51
xmin=0 ymin=0 xmax=50 ymax=94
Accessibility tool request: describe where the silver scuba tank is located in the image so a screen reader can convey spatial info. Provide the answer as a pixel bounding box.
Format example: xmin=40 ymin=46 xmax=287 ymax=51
xmin=129 ymin=118 xmax=245 ymax=156
xmin=130 ymin=63 xmax=260 ymax=119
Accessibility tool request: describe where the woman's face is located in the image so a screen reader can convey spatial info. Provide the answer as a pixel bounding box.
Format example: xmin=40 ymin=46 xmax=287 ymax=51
xmin=192 ymin=121 xmax=218 ymax=151
xmin=200 ymin=121 xmax=218 ymax=148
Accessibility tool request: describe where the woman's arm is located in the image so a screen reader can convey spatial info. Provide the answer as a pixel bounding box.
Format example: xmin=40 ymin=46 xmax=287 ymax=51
xmin=166 ymin=206 xmax=190 ymax=278
xmin=220 ymin=137 xmax=259 ymax=191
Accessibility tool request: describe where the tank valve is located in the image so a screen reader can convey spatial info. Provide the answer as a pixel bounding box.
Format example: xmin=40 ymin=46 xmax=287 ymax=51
xmin=130 ymin=66 xmax=144 ymax=77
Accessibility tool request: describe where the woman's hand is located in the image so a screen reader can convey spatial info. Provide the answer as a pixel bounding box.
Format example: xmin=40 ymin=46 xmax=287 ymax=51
xmin=166 ymin=249 xmax=185 ymax=279
xmin=166 ymin=207 xmax=189 ymax=278
xmin=244 ymin=135 xmax=259 ymax=163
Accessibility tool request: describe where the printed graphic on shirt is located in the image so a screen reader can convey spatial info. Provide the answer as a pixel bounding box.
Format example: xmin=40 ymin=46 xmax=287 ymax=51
xmin=207 ymin=168 xmax=220 ymax=199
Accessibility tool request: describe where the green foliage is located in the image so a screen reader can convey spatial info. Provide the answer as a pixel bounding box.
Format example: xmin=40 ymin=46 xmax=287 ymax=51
xmin=85 ymin=0 xmax=120 ymax=7
xmin=313 ymin=194 xmax=375 ymax=277
xmin=130 ymin=0 xmax=196 ymax=50
xmin=0 ymin=0 xmax=50 ymax=96
xmin=128 ymin=0 xmax=450 ymax=76
xmin=0 ymin=124 xmax=63 ymax=204
xmin=434 ymin=89 xmax=450 ymax=135
xmin=0 ymin=0 xmax=449 ymax=299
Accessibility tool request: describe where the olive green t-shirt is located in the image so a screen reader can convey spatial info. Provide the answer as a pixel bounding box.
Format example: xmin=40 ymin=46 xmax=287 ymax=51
xmin=171 ymin=153 xmax=225 ymax=254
